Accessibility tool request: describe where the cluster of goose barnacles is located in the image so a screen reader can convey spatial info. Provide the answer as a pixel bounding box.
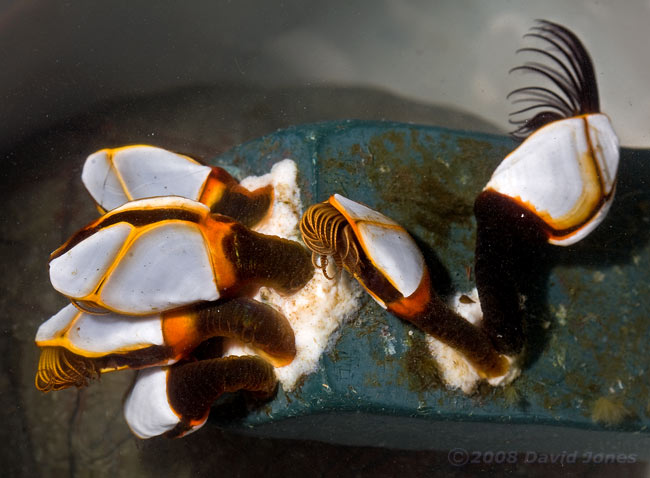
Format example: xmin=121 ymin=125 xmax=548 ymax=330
xmin=35 ymin=20 xmax=619 ymax=438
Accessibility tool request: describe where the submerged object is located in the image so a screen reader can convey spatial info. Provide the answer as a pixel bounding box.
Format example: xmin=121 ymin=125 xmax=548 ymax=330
xmin=301 ymin=194 xmax=510 ymax=380
xmin=33 ymin=121 xmax=649 ymax=448
xmin=140 ymin=117 xmax=645 ymax=449
xmin=35 ymin=298 xmax=295 ymax=391
xmin=474 ymin=20 xmax=620 ymax=355
xmin=48 ymin=195 xmax=313 ymax=315
xmin=82 ymin=145 xmax=273 ymax=226
xmin=210 ymin=119 xmax=647 ymax=451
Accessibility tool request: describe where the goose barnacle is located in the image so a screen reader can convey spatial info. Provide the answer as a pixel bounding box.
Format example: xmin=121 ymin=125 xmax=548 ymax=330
xmin=474 ymin=20 xmax=620 ymax=355
xmin=48 ymin=196 xmax=314 ymax=316
xmin=82 ymin=145 xmax=273 ymax=227
xmin=124 ymin=355 xmax=277 ymax=438
xmin=300 ymin=193 xmax=510 ymax=379
xmin=35 ymin=298 xmax=296 ymax=392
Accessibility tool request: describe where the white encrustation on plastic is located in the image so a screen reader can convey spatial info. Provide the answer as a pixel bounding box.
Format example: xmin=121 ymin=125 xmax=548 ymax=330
xmin=222 ymin=159 xmax=362 ymax=391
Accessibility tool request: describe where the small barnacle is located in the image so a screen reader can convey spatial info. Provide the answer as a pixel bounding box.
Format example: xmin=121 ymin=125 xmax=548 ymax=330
xmin=502 ymin=384 xmax=521 ymax=406
xmin=591 ymin=396 xmax=633 ymax=426
xmin=82 ymin=145 xmax=273 ymax=227
xmin=301 ymin=194 xmax=511 ymax=381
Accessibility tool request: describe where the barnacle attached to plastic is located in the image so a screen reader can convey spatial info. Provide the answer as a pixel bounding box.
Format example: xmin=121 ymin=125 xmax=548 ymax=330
xmin=474 ymin=20 xmax=620 ymax=355
xmin=83 ymin=145 xmax=273 ymax=226
xmin=301 ymin=194 xmax=510 ymax=380
xmin=48 ymin=196 xmax=313 ymax=316
xmin=125 ymin=355 xmax=277 ymax=438
xmin=35 ymin=298 xmax=296 ymax=392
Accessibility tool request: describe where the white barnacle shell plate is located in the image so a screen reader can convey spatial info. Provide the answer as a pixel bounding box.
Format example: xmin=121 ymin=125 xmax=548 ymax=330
xmin=82 ymin=145 xmax=211 ymax=211
xmin=329 ymin=194 xmax=425 ymax=298
xmin=100 ymin=221 xmax=216 ymax=314
xmin=485 ymin=114 xmax=619 ymax=245
xmin=124 ymin=367 xmax=186 ymax=439
xmin=49 ymin=197 xmax=220 ymax=315
xmin=35 ymin=303 xmax=164 ymax=356
xmin=49 ymin=222 xmax=133 ymax=298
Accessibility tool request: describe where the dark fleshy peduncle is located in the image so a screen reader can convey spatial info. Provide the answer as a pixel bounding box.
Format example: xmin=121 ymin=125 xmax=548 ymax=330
xmin=213 ymin=184 xmax=273 ymax=229
xmin=474 ymin=190 xmax=549 ymax=354
xmin=407 ymin=294 xmax=509 ymax=378
xmin=224 ymin=224 xmax=314 ymax=295
xmin=166 ymin=356 xmax=276 ymax=423
xmin=194 ymin=298 xmax=296 ymax=365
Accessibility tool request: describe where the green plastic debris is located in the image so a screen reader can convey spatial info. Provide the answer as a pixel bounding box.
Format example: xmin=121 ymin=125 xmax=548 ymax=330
xmin=211 ymin=120 xmax=649 ymax=455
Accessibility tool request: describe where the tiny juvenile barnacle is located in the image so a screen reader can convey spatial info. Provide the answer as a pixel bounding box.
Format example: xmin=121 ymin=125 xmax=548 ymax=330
xmin=591 ymin=396 xmax=632 ymax=426
xmin=474 ymin=20 xmax=620 ymax=355
xmin=48 ymin=196 xmax=314 ymax=316
xmin=301 ymin=194 xmax=510 ymax=379
xmin=35 ymin=298 xmax=296 ymax=392
xmin=82 ymin=145 xmax=273 ymax=227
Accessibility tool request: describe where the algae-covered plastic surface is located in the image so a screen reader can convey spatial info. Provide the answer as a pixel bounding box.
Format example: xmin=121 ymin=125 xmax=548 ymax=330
xmin=212 ymin=120 xmax=649 ymax=453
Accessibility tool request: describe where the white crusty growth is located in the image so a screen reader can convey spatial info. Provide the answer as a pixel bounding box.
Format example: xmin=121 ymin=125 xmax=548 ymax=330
xmin=224 ymin=160 xmax=362 ymax=392
xmin=426 ymin=289 xmax=520 ymax=394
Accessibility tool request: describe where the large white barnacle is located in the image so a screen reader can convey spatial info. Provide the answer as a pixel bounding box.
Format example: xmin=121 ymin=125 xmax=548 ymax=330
xmin=82 ymin=145 xmax=273 ymax=226
xmin=474 ymin=20 xmax=620 ymax=356
xmin=48 ymin=196 xmax=313 ymax=316
xmin=482 ymin=19 xmax=620 ymax=246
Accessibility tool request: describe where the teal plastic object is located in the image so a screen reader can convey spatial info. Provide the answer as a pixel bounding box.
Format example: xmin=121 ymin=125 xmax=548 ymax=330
xmin=212 ymin=120 xmax=649 ymax=455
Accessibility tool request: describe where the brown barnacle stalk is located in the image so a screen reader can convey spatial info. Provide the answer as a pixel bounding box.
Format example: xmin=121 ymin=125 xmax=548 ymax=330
xmin=35 ymin=346 xmax=100 ymax=392
xmin=188 ymin=298 xmax=297 ymax=367
xmin=164 ymin=355 xmax=277 ymax=437
xmin=223 ymin=222 xmax=315 ymax=295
